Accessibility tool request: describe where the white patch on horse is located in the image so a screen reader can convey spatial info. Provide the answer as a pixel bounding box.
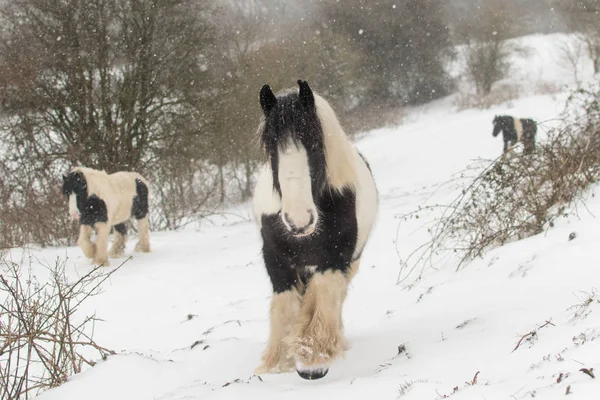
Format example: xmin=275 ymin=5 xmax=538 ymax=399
xmin=278 ymin=139 xmax=318 ymax=236
xmin=514 ymin=118 xmax=523 ymax=142
xmin=314 ymin=94 xmax=358 ymax=192
xmin=68 ymin=194 xmax=78 ymax=220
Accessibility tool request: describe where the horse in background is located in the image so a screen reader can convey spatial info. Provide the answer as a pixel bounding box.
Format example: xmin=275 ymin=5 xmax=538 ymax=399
xmin=62 ymin=167 xmax=151 ymax=266
xmin=492 ymin=115 xmax=537 ymax=155
xmin=252 ymin=80 xmax=378 ymax=380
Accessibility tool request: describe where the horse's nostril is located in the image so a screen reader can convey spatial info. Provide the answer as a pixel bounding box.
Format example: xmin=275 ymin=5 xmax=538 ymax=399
xmin=283 ymin=212 xmax=298 ymax=230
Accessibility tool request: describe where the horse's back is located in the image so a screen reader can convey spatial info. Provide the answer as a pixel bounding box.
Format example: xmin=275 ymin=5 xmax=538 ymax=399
xmin=110 ymin=171 xmax=149 ymax=186
xmin=352 ymin=149 xmax=378 ymax=260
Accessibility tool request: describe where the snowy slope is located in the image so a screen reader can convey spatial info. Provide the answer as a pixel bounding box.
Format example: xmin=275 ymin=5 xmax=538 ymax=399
xmin=3 ymin=34 xmax=600 ymax=399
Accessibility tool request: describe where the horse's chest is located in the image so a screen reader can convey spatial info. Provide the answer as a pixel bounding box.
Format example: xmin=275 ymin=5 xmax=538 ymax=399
xmin=265 ymin=227 xmax=326 ymax=266
xmin=261 ymin=213 xmax=356 ymax=268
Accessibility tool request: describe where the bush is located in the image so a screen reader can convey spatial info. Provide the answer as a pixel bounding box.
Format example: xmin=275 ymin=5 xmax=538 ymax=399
xmin=398 ymin=81 xmax=600 ymax=284
xmin=0 ymin=254 xmax=119 ymax=399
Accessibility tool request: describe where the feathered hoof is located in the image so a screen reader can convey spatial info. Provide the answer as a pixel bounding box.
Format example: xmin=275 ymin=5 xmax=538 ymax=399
xmin=92 ymin=257 xmax=110 ymax=267
xmin=296 ymin=361 xmax=329 ymax=380
xmin=109 ymin=249 xmax=124 ymax=258
xmin=134 ymin=242 xmax=151 ymax=253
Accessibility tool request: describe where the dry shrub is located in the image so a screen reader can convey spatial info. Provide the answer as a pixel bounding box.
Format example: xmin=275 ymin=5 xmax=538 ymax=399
xmin=0 ymin=155 xmax=75 ymax=250
xmin=454 ymin=82 xmax=521 ymax=110
xmin=399 ymin=81 xmax=600 ymax=284
xmin=0 ymin=254 xmax=119 ymax=399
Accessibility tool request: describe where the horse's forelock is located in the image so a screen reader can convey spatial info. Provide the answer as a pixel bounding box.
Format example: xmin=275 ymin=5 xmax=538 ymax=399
xmin=62 ymin=170 xmax=87 ymax=196
xmin=261 ymin=90 xmax=323 ymax=155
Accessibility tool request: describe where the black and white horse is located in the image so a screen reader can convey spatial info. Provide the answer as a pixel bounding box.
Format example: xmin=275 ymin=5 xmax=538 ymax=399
xmin=62 ymin=167 xmax=151 ymax=266
xmin=252 ymin=80 xmax=378 ymax=380
xmin=492 ymin=115 xmax=537 ymax=155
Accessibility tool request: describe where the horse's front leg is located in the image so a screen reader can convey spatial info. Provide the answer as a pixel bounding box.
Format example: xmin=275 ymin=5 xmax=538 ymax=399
xmin=291 ymin=267 xmax=349 ymax=380
xmin=256 ymin=247 xmax=301 ymax=374
xmin=77 ymin=224 xmax=96 ymax=259
xmin=92 ymin=222 xmax=111 ymax=266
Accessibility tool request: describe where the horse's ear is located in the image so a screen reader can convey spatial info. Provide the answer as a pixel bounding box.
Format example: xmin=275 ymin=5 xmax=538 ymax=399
xmin=62 ymin=174 xmax=67 ymax=181
xmin=297 ymin=79 xmax=315 ymax=109
xmin=260 ymin=84 xmax=277 ymax=116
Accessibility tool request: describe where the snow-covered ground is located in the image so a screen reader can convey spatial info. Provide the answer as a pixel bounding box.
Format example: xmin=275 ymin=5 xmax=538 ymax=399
xmin=3 ymin=33 xmax=600 ymax=399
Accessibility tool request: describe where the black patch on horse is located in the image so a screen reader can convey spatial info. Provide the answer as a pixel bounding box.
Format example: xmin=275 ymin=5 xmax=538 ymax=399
xmin=79 ymin=195 xmax=108 ymax=225
xmin=62 ymin=171 xmax=108 ymax=226
xmin=132 ymin=179 xmax=149 ymax=219
xmin=114 ymin=223 xmax=128 ymax=235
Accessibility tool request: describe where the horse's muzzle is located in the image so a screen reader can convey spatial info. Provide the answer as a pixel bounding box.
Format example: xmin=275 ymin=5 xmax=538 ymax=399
xmin=282 ymin=210 xmax=317 ymax=237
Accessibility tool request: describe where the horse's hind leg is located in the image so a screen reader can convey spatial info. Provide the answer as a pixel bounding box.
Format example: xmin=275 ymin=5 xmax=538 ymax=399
xmin=77 ymin=224 xmax=96 ymax=260
xmin=109 ymin=223 xmax=127 ymax=258
xmin=134 ymin=217 xmax=151 ymax=253
xmin=523 ymin=130 xmax=535 ymax=154
xmin=291 ymin=269 xmax=348 ymax=380
xmin=92 ymin=222 xmax=110 ymax=266
xmin=132 ymin=179 xmax=151 ymax=253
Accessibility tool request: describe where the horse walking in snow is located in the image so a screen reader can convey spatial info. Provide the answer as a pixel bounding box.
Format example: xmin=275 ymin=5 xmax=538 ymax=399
xmin=252 ymin=80 xmax=378 ymax=380
xmin=62 ymin=167 xmax=151 ymax=266
xmin=492 ymin=115 xmax=537 ymax=155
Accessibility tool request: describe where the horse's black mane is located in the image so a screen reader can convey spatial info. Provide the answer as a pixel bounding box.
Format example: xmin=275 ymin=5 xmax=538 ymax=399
xmin=259 ymin=81 xmax=327 ymax=197
xmin=62 ymin=171 xmax=87 ymax=197
xmin=492 ymin=115 xmax=514 ymax=137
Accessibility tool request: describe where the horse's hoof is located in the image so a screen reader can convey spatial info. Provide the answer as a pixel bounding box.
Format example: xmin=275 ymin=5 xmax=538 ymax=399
xmin=296 ymin=362 xmax=329 ymax=380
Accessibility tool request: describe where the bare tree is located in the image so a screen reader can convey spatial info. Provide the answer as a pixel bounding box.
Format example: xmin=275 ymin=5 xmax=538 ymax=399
xmin=558 ymin=0 xmax=600 ymax=74
xmin=0 ymin=0 xmax=221 ymax=242
xmin=458 ymin=2 xmax=516 ymax=97
xmin=558 ymin=37 xmax=587 ymax=84
xmin=313 ymin=0 xmax=455 ymax=106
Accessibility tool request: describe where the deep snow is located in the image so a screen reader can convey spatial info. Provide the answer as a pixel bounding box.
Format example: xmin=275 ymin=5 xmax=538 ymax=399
xmin=2 ymin=33 xmax=599 ymax=399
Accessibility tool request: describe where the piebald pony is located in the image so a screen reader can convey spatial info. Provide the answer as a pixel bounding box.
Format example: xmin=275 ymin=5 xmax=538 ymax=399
xmin=62 ymin=167 xmax=151 ymax=265
xmin=252 ymin=80 xmax=378 ymax=380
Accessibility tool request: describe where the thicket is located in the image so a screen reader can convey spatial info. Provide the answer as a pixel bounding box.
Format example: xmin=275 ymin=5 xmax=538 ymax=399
xmin=0 ymin=254 xmax=120 ymax=399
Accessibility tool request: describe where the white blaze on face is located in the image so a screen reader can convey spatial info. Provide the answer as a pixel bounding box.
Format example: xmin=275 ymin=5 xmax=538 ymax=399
xmin=69 ymin=194 xmax=79 ymax=220
xmin=278 ymin=140 xmax=318 ymax=236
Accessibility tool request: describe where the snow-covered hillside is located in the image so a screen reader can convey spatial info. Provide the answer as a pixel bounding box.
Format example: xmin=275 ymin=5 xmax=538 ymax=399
xmin=4 ymin=33 xmax=600 ymax=399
